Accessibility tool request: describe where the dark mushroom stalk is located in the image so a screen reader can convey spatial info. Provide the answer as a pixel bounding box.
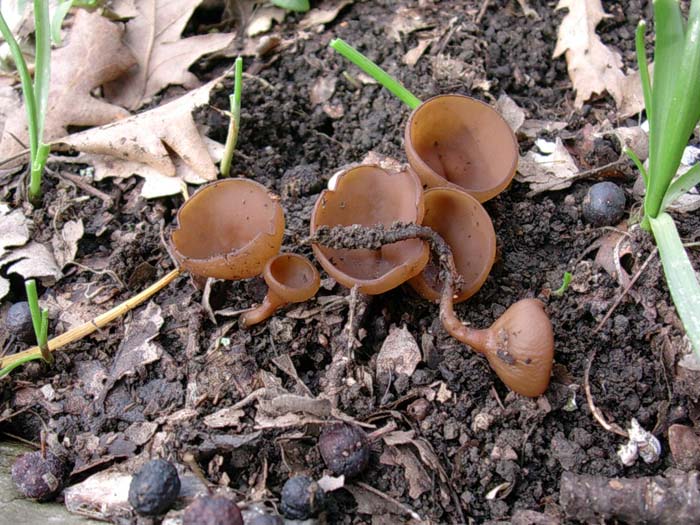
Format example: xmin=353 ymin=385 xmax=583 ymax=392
xmin=240 ymin=253 xmax=320 ymax=327
xmin=309 ymin=223 xmax=554 ymax=397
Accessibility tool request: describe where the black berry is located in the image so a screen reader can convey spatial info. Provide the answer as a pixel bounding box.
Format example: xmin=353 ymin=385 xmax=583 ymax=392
xmin=183 ymin=495 xmax=243 ymax=525
xmin=12 ymin=450 xmax=65 ymax=501
xmin=6 ymin=301 xmax=35 ymax=344
xmin=582 ymin=182 xmax=626 ymax=227
xmin=128 ymin=459 xmax=180 ymax=516
xmin=279 ymin=475 xmax=325 ymax=520
xmin=318 ymin=423 xmax=370 ymax=478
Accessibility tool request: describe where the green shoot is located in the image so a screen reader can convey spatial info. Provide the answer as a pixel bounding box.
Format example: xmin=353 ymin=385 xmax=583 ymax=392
xmin=329 ymin=38 xmax=422 ymax=110
xmin=271 ymin=0 xmax=310 ymax=12
xmin=0 ymin=0 xmax=52 ymax=203
xmin=220 ymin=57 xmax=243 ymax=178
xmin=628 ymin=0 xmax=700 ymax=357
xmin=25 ymin=279 xmax=52 ymax=364
xmin=0 ymin=353 xmax=45 ymax=379
xmin=553 ymin=272 xmax=572 ymax=297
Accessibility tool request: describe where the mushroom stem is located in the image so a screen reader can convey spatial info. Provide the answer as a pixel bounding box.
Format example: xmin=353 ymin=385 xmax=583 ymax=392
xmin=240 ymin=293 xmax=284 ymax=328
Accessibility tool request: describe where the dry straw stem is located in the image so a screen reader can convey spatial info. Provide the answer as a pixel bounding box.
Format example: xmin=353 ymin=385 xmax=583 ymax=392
xmin=0 ymin=268 xmax=182 ymax=369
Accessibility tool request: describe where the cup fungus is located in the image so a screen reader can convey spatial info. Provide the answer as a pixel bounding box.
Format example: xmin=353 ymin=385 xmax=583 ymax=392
xmin=441 ymin=297 xmax=554 ymax=397
xmin=404 ymin=94 xmax=518 ymax=202
xmin=170 ymin=178 xmax=285 ymax=280
xmin=240 ymin=253 xmax=321 ymax=327
xmin=310 ymin=165 xmax=429 ymax=294
xmin=409 ymin=186 xmax=496 ymax=303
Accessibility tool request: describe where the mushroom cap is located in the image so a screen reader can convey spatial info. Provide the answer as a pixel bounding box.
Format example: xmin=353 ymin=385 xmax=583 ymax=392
xmin=310 ymin=165 xmax=429 ymax=295
xmin=484 ymin=299 xmax=554 ymax=397
xmin=404 ymin=94 xmax=518 ymax=202
xmin=170 ymin=178 xmax=285 ymax=280
xmin=263 ymin=253 xmax=320 ymax=303
xmin=409 ymin=186 xmax=496 ymax=303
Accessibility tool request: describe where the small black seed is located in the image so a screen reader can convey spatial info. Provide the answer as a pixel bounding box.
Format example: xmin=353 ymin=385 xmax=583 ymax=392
xmin=182 ymin=495 xmax=243 ymax=525
xmin=6 ymin=301 xmax=35 ymax=344
xmin=128 ymin=459 xmax=180 ymax=516
xmin=11 ymin=450 xmax=66 ymax=501
xmin=318 ymin=423 xmax=370 ymax=478
xmin=582 ymin=181 xmax=626 ymax=227
xmin=279 ymin=475 xmax=325 ymax=520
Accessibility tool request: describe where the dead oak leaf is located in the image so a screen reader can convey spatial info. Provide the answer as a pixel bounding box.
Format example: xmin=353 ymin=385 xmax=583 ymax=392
xmin=103 ymin=0 xmax=235 ymax=110
xmin=553 ymin=0 xmax=625 ymax=108
xmin=55 ymin=76 xmax=225 ymax=198
xmin=0 ymin=10 xmax=136 ymax=165
xmin=516 ymin=138 xmax=579 ymax=195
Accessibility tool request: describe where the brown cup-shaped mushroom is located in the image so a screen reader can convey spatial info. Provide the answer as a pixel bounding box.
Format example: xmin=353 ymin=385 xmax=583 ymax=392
xmin=404 ymin=94 xmax=518 ymax=202
xmin=171 ymin=178 xmax=285 ymax=280
xmin=240 ymin=253 xmax=321 ymax=327
xmin=409 ymin=186 xmax=496 ymax=303
xmin=310 ymin=165 xmax=429 ymax=295
xmin=441 ymin=298 xmax=554 ymax=397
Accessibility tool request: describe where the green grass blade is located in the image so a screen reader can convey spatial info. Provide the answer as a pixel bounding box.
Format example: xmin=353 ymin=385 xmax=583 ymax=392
xmin=649 ymin=2 xmax=700 ymax=219
xmin=644 ymin=0 xmax=685 ymax=217
xmin=660 ymin=162 xmax=700 ymax=211
xmin=650 ymin=212 xmax=700 ymax=357
xmin=624 ymin=147 xmax=648 ymax=187
xmin=635 ymin=20 xmax=652 ymax=121
xmin=271 ymin=0 xmax=309 ymax=12
xmin=51 ymin=0 xmax=73 ymax=45
xmin=24 ymin=279 xmax=43 ymax=343
xmin=33 ymin=0 xmax=51 ymax=140
xmin=0 ymin=8 xmax=39 ymax=157
xmin=330 ymin=38 xmax=422 ymax=110
xmin=220 ymin=57 xmax=242 ymax=178
xmin=0 ymin=354 xmax=44 ymax=378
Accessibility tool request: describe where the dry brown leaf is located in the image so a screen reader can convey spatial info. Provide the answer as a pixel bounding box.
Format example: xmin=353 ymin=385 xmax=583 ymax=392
xmin=109 ymin=302 xmax=164 ymax=382
xmin=52 ymin=218 xmax=84 ymax=269
xmin=0 ymin=10 xmax=136 ymax=164
xmin=495 ymin=94 xmax=526 ymax=134
xmin=380 ymin=446 xmax=432 ymax=499
xmin=553 ymin=0 xmax=625 ymax=108
xmin=102 ymin=0 xmax=233 ymax=110
xmin=516 ymin=138 xmax=579 ymax=195
xmin=0 ymin=241 xmax=62 ymax=298
xmin=299 ymin=0 xmax=354 ymax=29
xmin=55 ymin=76 xmax=225 ymax=198
xmin=376 ymin=325 xmax=421 ymax=382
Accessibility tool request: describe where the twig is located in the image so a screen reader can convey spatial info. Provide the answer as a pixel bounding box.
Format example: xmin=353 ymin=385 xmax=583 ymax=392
xmin=594 ymin=248 xmax=658 ymax=333
xmin=45 ymin=166 xmax=113 ymax=205
xmin=584 ymin=349 xmax=628 ymax=438
xmin=476 ymin=0 xmax=491 ymax=23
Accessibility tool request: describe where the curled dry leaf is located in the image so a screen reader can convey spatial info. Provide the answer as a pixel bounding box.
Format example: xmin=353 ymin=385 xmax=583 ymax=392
xmin=376 ymin=325 xmax=421 ymax=383
xmin=553 ymin=0 xmax=625 ymax=108
xmin=52 ymin=219 xmax=84 ymax=269
xmin=495 ymin=94 xmax=526 ymax=134
xmin=0 ymin=10 xmax=136 ymax=165
xmin=55 ymin=76 xmax=226 ymax=198
xmin=299 ymin=0 xmax=354 ymax=29
xmin=0 ymin=242 xmax=62 ymax=300
xmin=516 ymin=138 xmax=579 ymax=195
xmin=380 ymin=445 xmax=432 ymax=499
xmin=103 ymin=0 xmax=235 ymax=110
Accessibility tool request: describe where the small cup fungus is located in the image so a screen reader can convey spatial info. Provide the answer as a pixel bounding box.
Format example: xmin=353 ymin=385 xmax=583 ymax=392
xmin=170 ymin=178 xmax=285 ymax=280
xmin=404 ymin=94 xmax=518 ymax=202
xmin=310 ymin=165 xmax=429 ymax=294
xmin=441 ymin=297 xmax=554 ymax=397
xmin=240 ymin=253 xmax=321 ymax=327
xmin=409 ymin=186 xmax=496 ymax=303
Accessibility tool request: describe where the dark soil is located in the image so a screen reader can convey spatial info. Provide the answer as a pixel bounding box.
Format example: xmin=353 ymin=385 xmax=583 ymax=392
xmin=2 ymin=0 xmax=700 ymax=523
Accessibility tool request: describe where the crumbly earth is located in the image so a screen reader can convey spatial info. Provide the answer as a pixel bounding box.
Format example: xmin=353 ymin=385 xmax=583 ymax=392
xmin=2 ymin=0 xmax=699 ymax=523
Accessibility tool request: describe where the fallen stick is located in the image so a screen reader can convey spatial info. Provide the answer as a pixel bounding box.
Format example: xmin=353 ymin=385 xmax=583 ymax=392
xmin=560 ymin=470 xmax=700 ymax=524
